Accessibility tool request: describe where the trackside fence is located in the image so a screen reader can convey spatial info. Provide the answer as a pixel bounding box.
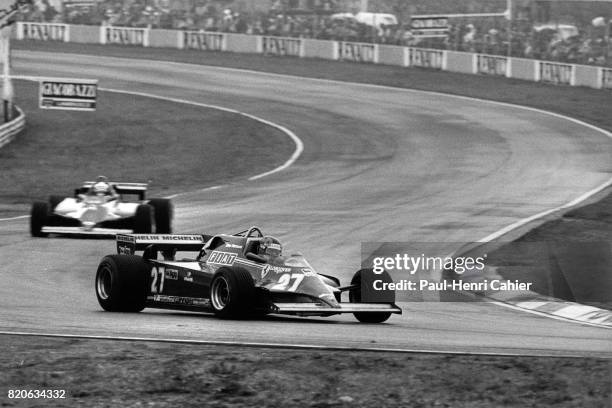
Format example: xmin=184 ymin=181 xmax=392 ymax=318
xmin=14 ymin=22 xmax=612 ymax=90
xmin=0 ymin=106 xmax=26 ymax=149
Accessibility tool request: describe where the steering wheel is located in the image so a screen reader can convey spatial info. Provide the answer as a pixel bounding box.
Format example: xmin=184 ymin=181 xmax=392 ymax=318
xmin=245 ymin=226 xmax=263 ymax=238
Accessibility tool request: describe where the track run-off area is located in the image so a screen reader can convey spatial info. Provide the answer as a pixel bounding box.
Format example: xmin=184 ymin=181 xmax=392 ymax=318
xmin=0 ymin=50 xmax=611 ymax=357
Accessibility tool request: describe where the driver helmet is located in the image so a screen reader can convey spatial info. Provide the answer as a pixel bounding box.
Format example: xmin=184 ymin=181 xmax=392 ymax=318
xmin=259 ymin=236 xmax=282 ymax=257
xmin=92 ymin=175 xmax=112 ymax=196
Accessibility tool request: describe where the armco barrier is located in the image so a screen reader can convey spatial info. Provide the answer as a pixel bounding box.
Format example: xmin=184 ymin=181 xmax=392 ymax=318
xmin=509 ymin=58 xmax=536 ymax=81
xmin=16 ymin=22 xmax=69 ymax=42
xmin=225 ymin=33 xmax=258 ymax=53
xmin=303 ymin=38 xmax=336 ymax=60
xmin=446 ymin=51 xmax=473 ymax=74
xmin=149 ymin=29 xmax=179 ymax=49
xmin=0 ymin=106 xmax=26 ymax=149
xmin=574 ymin=64 xmax=600 ymax=89
xmin=377 ymin=44 xmax=403 ymax=67
xmin=67 ymin=25 xmax=99 ymax=44
xmin=13 ymin=22 xmax=609 ymax=90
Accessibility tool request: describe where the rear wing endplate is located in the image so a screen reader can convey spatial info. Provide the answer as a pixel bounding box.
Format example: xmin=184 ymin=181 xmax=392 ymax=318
xmin=117 ymin=233 xmax=206 ymax=255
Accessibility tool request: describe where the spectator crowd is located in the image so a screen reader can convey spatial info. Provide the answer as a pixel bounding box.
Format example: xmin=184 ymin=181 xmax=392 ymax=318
xmin=18 ymin=0 xmax=612 ymax=66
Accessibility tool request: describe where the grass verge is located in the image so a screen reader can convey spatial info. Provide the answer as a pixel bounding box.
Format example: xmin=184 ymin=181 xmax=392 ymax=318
xmin=1 ymin=335 xmax=610 ymax=408
xmin=0 ymin=79 xmax=293 ymax=217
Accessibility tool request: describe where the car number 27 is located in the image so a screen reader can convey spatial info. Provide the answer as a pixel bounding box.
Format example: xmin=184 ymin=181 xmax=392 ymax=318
xmin=270 ymin=273 xmax=304 ymax=292
xmin=150 ymin=266 xmax=165 ymax=293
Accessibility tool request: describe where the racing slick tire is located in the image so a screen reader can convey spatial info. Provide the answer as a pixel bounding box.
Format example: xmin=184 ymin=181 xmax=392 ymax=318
xmin=210 ymin=266 xmax=255 ymax=319
xmin=95 ymin=255 xmax=149 ymax=312
xmin=48 ymin=195 xmax=64 ymax=210
xmin=133 ymin=204 xmax=153 ymax=233
xmin=30 ymin=201 xmax=49 ymax=237
xmin=149 ymin=198 xmax=173 ymax=234
xmin=349 ymin=269 xmax=392 ymax=323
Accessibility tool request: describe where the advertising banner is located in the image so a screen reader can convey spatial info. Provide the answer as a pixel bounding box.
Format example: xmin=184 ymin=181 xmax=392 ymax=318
xmin=406 ymin=48 xmax=445 ymax=69
xmin=39 ymin=78 xmax=98 ymax=111
xmin=100 ymin=26 xmax=149 ymax=46
xmin=410 ymin=16 xmax=449 ymax=38
xmin=17 ymin=22 xmax=69 ymax=41
xmin=338 ymin=42 xmax=377 ymax=63
xmin=475 ymin=54 xmax=508 ymax=76
xmin=261 ymin=36 xmax=303 ymax=57
xmin=601 ymin=68 xmax=612 ymax=90
xmin=537 ymin=61 xmax=575 ymax=85
xmin=181 ymin=31 xmax=225 ymax=51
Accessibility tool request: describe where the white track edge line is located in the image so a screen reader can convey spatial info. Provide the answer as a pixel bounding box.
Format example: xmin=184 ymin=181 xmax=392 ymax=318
xmin=0 ymin=331 xmax=604 ymax=358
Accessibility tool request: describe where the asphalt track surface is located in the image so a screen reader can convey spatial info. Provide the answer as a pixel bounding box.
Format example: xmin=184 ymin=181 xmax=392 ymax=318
xmin=1 ymin=50 xmax=611 ymax=357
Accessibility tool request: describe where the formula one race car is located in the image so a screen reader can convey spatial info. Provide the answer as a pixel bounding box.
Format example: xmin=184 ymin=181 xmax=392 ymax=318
xmin=31 ymin=176 xmax=173 ymax=237
xmin=95 ymin=226 xmax=401 ymax=323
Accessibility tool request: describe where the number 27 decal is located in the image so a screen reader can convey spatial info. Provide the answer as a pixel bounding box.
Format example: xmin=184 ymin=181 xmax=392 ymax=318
xmin=270 ymin=273 xmax=304 ymax=292
xmin=151 ymin=266 xmax=165 ymax=293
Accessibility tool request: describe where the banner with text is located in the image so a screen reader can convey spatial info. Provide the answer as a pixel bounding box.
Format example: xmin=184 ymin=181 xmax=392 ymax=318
xmin=39 ymin=78 xmax=98 ymax=111
xmin=474 ymin=54 xmax=509 ymax=77
xmin=601 ymin=68 xmax=612 ymax=90
xmin=180 ymin=31 xmax=225 ymax=51
xmin=261 ymin=36 xmax=303 ymax=57
xmin=406 ymin=48 xmax=445 ymax=69
xmin=537 ymin=61 xmax=575 ymax=85
xmin=337 ymin=42 xmax=377 ymax=63
xmin=100 ymin=26 xmax=149 ymax=46
xmin=410 ymin=16 xmax=449 ymax=38
xmin=17 ymin=22 xmax=69 ymax=42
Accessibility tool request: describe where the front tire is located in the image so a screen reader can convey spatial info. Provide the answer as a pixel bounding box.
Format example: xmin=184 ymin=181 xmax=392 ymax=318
xmin=95 ymin=255 xmax=149 ymax=312
xmin=349 ymin=269 xmax=392 ymax=323
xmin=133 ymin=204 xmax=153 ymax=233
xmin=30 ymin=202 xmax=49 ymax=237
xmin=210 ymin=267 xmax=255 ymax=318
xmin=149 ymin=198 xmax=173 ymax=234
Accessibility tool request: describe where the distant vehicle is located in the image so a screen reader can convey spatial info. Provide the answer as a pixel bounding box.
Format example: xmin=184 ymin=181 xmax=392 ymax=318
xmin=331 ymin=12 xmax=398 ymax=29
xmin=30 ymin=176 xmax=172 ymax=237
xmin=534 ymin=24 xmax=579 ymax=40
xmin=95 ymin=226 xmax=401 ymax=322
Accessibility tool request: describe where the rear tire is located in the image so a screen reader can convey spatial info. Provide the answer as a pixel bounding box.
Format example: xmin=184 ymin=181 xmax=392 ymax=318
xmin=30 ymin=202 xmax=49 ymax=237
xmin=149 ymin=198 xmax=173 ymax=234
xmin=48 ymin=195 xmax=64 ymax=210
xmin=95 ymin=255 xmax=149 ymax=312
xmin=210 ymin=266 xmax=254 ymax=318
xmin=349 ymin=269 xmax=392 ymax=323
xmin=133 ymin=204 xmax=153 ymax=233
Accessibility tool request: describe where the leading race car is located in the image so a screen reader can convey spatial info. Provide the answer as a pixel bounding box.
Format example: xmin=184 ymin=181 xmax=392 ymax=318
xmin=31 ymin=176 xmax=173 ymax=237
xmin=95 ymin=226 xmax=401 ymax=323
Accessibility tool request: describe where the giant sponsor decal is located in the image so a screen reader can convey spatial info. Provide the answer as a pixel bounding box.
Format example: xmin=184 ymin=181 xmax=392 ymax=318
xmin=39 ymin=78 xmax=98 ymax=111
xmin=475 ymin=54 xmax=508 ymax=76
xmin=410 ymin=15 xmax=449 ymax=38
xmin=262 ymin=36 xmax=302 ymax=57
xmin=602 ymin=68 xmax=612 ymax=90
xmin=181 ymin=31 xmax=225 ymax=51
xmin=407 ymin=48 xmax=444 ymax=69
xmin=208 ymin=251 xmax=236 ymax=266
xmin=101 ymin=26 xmax=148 ymax=46
xmin=538 ymin=61 xmax=574 ymax=85
xmin=338 ymin=42 xmax=377 ymax=63
xmin=17 ymin=22 xmax=69 ymax=42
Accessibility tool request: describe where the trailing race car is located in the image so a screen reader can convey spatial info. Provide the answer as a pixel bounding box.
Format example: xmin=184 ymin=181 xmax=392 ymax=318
xmin=95 ymin=226 xmax=401 ymax=323
xmin=31 ymin=176 xmax=173 ymax=237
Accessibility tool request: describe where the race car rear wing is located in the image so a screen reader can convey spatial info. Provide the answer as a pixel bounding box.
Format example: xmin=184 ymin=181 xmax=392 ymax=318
xmin=117 ymin=233 xmax=206 ymax=256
